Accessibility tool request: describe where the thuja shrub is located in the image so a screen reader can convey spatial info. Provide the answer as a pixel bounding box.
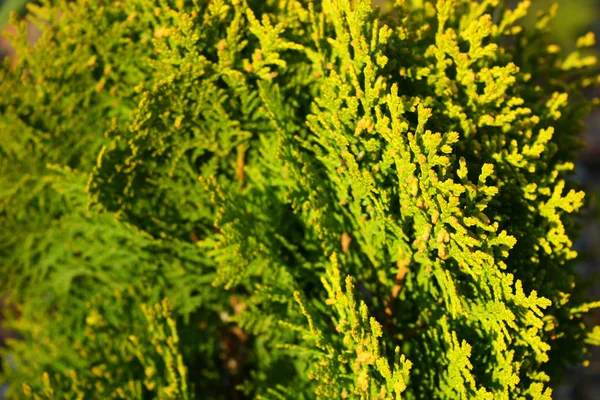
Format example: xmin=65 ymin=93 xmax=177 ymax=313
xmin=1 ymin=0 xmax=600 ymax=398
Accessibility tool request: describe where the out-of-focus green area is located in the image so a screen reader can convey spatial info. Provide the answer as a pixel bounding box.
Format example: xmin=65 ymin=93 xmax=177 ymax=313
xmin=0 ymin=0 xmax=28 ymax=27
xmin=523 ymin=0 xmax=598 ymax=51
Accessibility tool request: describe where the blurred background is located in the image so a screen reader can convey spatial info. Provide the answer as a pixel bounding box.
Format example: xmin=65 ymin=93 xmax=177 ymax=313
xmin=0 ymin=0 xmax=599 ymax=398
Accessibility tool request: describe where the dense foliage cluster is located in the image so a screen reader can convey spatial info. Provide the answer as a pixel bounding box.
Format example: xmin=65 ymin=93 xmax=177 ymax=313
xmin=1 ymin=0 xmax=600 ymax=398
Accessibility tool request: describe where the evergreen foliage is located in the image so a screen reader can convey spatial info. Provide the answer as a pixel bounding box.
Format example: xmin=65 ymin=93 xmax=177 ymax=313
xmin=1 ymin=0 xmax=599 ymax=398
